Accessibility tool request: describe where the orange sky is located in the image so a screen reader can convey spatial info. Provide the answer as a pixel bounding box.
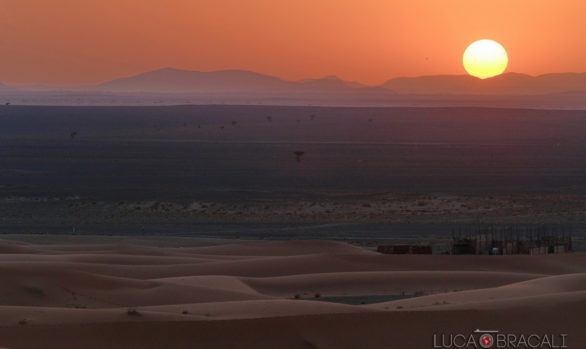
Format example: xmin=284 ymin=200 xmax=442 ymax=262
xmin=0 ymin=0 xmax=585 ymax=85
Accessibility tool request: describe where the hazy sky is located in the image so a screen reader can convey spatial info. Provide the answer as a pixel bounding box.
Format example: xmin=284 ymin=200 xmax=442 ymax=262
xmin=1 ymin=0 xmax=585 ymax=85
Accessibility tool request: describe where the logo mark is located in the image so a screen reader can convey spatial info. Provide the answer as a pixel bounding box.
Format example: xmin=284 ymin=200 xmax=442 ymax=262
xmin=479 ymin=334 xmax=493 ymax=348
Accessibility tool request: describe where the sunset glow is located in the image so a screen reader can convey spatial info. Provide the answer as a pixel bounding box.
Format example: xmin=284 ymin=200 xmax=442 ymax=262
xmin=0 ymin=0 xmax=585 ymax=347
xmin=0 ymin=1 xmax=585 ymax=85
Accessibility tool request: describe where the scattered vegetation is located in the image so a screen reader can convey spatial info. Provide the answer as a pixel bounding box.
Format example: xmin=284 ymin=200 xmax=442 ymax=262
xmin=68 ymin=303 xmax=88 ymax=309
xmin=23 ymin=286 xmax=46 ymax=297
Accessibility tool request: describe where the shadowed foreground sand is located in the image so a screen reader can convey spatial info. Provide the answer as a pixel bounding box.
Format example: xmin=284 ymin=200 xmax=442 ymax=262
xmin=0 ymin=237 xmax=584 ymax=348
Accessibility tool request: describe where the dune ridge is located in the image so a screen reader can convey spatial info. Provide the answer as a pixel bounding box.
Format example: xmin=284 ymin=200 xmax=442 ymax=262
xmin=0 ymin=237 xmax=583 ymax=348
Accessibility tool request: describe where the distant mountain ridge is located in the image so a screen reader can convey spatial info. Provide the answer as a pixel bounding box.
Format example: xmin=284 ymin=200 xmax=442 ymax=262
xmin=96 ymin=68 xmax=290 ymax=93
xmin=297 ymin=75 xmax=367 ymax=89
xmin=3 ymin=69 xmax=586 ymax=108
xmin=95 ymin=68 xmax=586 ymax=96
xmin=382 ymin=72 xmax=586 ymax=95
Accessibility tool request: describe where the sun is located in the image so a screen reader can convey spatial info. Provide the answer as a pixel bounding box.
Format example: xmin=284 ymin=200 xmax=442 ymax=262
xmin=463 ymin=40 xmax=508 ymax=79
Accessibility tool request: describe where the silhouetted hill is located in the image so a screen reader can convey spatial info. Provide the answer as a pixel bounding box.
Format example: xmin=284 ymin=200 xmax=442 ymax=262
xmin=97 ymin=68 xmax=372 ymax=95
xmin=297 ymin=75 xmax=367 ymax=89
xmin=96 ymin=68 xmax=294 ymax=93
xmin=381 ymin=72 xmax=586 ymax=95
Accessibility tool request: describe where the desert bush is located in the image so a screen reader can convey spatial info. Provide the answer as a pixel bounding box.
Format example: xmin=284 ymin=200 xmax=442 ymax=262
xmin=127 ymin=308 xmax=141 ymax=316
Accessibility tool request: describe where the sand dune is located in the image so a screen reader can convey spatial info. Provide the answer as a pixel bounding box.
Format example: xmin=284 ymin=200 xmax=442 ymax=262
xmin=0 ymin=307 xmax=582 ymax=349
xmin=0 ymin=241 xmax=41 ymax=254
xmin=0 ymin=263 xmax=268 ymax=308
xmin=46 ymin=250 xmax=580 ymax=280
xmin=0 ymin=253 xmax=217 ymax=265
xmin=180 ymin=240 xmax=372 ymax=256
xmin=368 ymin=273 xmax=586 ymax=311
xmin=141 ymin=299 xmax=378 ymax=320
xmin=153 ymin=275 xmax=262 ymax=295
xmin=0 ymin=237 xmax=583 ymax=349
xmin=241 ymin=270 xmax=543 ymax=297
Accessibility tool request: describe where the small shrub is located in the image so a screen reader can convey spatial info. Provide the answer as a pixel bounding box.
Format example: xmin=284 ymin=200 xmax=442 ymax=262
xmin=182 ymin=310 xmax=189 ymax=315
xmin=294 ymin=294 xmax=301 ymax=299
xmin=396 ymin=305 xmax=404 ymax=309
xmin=127 ymin=308 xmax=141 ymax=316
xmin=314 ymin=292 xmax=321 ymax=298
xmin=303 ymin=339 xmax=319 ymax=349
xmin=18 ymin=319 xmax=28 ymax=326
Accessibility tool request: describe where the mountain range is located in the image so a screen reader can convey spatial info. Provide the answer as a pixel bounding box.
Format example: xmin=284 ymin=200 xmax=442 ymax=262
xmin=95 ymin=68 xmax=586 ymax=95
xmin=95 ymin=68 xmax=375 ymax=95
xmin=381 ymin=72 xmax=586 ymax=95
xmin=2 ymin=68 xmax=586 ymax=108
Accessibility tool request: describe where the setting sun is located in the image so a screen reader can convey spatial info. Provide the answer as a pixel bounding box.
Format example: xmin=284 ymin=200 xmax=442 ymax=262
xmin=463 ymin=40 xmax=509 ymax=79
xmin=1 ymin=1 xmax=586 ymax=349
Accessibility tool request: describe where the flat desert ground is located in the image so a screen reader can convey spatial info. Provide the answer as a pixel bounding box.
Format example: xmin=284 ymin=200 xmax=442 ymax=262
xmin=0 ymin=236 xmax=584 ymax=349
xmin=2 ymin=105 xmax=585 ymax=247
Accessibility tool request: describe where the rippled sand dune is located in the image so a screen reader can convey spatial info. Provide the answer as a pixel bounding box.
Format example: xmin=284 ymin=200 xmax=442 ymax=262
xmin=0 ymin=237 xmax=584 ymax=348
